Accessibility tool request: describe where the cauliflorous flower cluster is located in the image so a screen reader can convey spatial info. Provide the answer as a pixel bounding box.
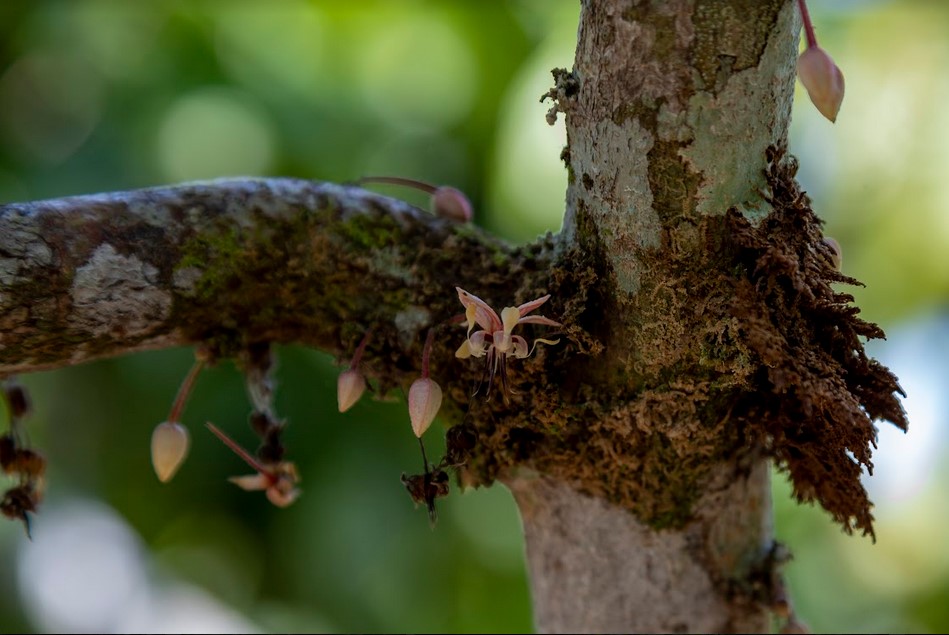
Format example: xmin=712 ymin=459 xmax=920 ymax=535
xmin=454 ymin=287 xmax=561 ymax=399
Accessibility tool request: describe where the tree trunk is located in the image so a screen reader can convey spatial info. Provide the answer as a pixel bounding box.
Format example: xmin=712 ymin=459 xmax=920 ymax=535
xmin=516 ymin=2 xmax=798 ymax=630
xmin=509 ymin=462 xmax=772 ymax=633
xmin=0 ymin=1 xmax=908 ymax=633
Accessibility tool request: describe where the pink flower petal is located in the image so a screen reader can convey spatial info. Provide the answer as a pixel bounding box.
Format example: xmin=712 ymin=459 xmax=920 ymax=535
xmin=516 ymin=294 xmax=551 ymax=317
xmin=228 ymin=474 xmax=270 ymax=491
xmin=517 ymin=315 xmax=562 ymax=328
xmin=456 ymin=287 xmax=501 ymax=332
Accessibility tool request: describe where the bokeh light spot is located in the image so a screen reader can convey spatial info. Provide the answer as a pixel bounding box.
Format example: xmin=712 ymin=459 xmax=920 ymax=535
xmin=0 ymin=51 xmax=103 ymax=164
xmin=354 ymin=12 xmax=478 ymax=130
xmin=213 ymin=1 xmax=328 ymax=100
xmin=156 ymin=87 xmax=276 ymax=182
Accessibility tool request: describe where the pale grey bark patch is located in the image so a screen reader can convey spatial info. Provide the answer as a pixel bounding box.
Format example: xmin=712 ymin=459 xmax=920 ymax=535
xmin=70 ymin=244 xmax=172 ymax=338
xmin=509 ymin=462 xmax=772 ymax=634
xmin=567 ymin=118 xmax=659 ymax=295
xmin=681 ymin=1 xmax=798 ymax=219
xmin=394 ymin=306 xmax=433 ymax=352
xmin=0 ymin=211 xmax=55 ymax=305
xmin=509 ymin=474 xmax=728 ymax=634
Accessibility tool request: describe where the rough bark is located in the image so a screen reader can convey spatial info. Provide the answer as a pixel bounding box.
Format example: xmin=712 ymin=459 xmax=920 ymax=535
xmin=0 ymin=178 xmax=540 ymax=380
xmin=0 ymin=1 xmax=908 ymax=633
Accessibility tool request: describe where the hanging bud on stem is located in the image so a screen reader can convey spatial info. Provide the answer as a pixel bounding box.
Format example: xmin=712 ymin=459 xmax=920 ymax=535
xmin=357 ymin=176 xmax=473 ymax=223
xmin=151 ymin=357 xmax=204 ymax=483
xmin=408 ymin=329 xmax=443 ymax=438
xmin=796 ymin=0 xmax=845 ymax=123
xmin=151 ymin=421 xmax=190 ymax=483
xmin=337 ymin=329 xmax=371 ymax=413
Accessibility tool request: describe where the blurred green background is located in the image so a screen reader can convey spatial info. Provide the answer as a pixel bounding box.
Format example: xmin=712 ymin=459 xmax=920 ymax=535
xmin=0 ymin=1 xmax=946 ymax=632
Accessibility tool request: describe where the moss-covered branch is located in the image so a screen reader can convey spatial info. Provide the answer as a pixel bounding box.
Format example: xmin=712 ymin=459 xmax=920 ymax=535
xmin=0 ymin=177 xmax=553 ymax=377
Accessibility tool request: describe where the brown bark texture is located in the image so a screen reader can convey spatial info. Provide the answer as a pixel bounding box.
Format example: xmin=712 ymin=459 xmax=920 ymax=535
xmin=0 ymin=0 xmax=908 ymax=633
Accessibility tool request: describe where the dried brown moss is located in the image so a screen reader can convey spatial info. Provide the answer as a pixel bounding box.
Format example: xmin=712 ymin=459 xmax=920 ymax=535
xmin=726 ymin=146 xmax=907 ymax=539
xmin=427 ymin=145 xmax=905 ymax=539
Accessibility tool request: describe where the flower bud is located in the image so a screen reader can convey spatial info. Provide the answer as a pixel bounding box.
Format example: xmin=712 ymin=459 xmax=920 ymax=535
xmin=797 ymin=46 xmax=845 ymax=123
xmin=266 ymin=486 xmax=300 ymax=508
xmin=408 ymin=377 xmax=443 ymax=438
xmin=822 ymin=237 xmax=842 ymax=270
xmin=151 ymin=421 xmax=190 ymax=483
xmin=431 ymin=186 xmax=473 ymax=223
xmin=337 ymin=368 xmax=366 ymax=412
xmin=3 ymin=382 xmax=31 ymax=420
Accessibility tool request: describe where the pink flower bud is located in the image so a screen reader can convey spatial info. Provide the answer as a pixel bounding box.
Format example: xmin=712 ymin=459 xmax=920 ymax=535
xmin=266 ymin=486 xmax=301 ymax=508
xmin=337 ymin=368 xmax=366 ymax=412
xmin=408 ymin=377 xmax=442 ymax=438
xmin=797 ymin=46 xmax=845 ymax=123
xmin=431 ymin=186 xmax=473 ymax=223
xmin=151 ymin=421 xmax=190 ymax=483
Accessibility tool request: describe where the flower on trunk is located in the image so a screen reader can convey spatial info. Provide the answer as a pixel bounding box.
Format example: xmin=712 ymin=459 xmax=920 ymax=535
xmin=454 ymin=287 xmax=561 ymax=399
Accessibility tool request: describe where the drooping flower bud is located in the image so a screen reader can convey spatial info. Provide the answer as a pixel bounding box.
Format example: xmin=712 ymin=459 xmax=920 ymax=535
xmin=408 ymin=377 xmax=442 ymax=438
xmin=337 ymin=368 xmax=367 ymax=412
xmin=151 ymin=421 xmax=190 ymax=483
xmin=822 ymin=237 xmax=842 ymax=270
xmin=797 ymin=46 xmax=845 ymax=123
xmin=431 ymin=186 xmax=473 ymax=223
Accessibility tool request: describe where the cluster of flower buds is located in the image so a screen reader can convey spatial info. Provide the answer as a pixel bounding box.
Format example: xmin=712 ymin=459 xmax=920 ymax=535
xmin=796 ymin=0 xmax=845 ymax=123
xmin=206 ymin=422 xmax=300 ymax=507
xmin=1 ymin=379 xmax=45 ymax=538
xmin=356 ymin=176 xmax=473 ymax=223
xmin=152 ymin=344 xmax=301 ymax=509
xmin=343 ymin=289 xmax=564 ymax=525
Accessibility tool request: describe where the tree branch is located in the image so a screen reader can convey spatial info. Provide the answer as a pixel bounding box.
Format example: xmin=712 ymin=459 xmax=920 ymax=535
xmin=0 ymin=177 xmax=548 ymax=377
xmin=516 ymin=0 xmax=900 ymax=631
